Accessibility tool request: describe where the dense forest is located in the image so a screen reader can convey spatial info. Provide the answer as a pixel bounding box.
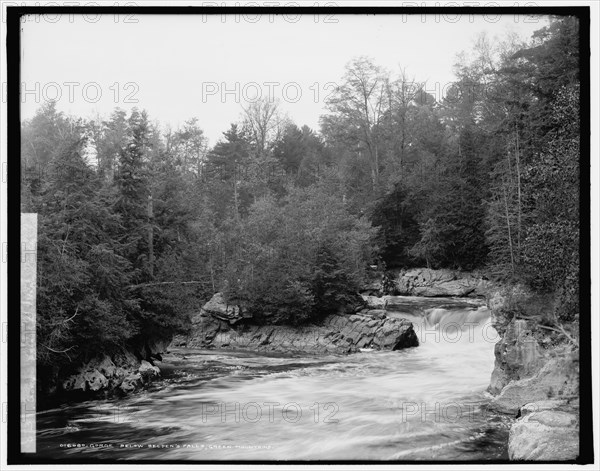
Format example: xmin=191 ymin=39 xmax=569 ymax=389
xmin=20 ymin=17 xmax=581 ymax=380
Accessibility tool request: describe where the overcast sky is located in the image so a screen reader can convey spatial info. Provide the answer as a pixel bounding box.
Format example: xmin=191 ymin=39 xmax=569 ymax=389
xmin=20 ymin=12 xmax=549 ymax=145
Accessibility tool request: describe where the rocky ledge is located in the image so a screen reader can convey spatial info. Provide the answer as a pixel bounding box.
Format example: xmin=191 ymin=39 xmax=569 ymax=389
xmin=508 ymin=400 xmax=579 ymax=460
xmin=61 ymin=337 xmax=171 ymax=397
xmin=486 ymin=288 xmax=579 ymax=461
xmin=362 ymin=268 xmax=493 ymax=298
xmin=178 ymin=293 xmax=419 ymax=354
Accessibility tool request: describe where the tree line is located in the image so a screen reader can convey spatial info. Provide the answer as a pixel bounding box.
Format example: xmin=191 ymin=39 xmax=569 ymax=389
xmin=20 ymin=16 xmax=580 ymax=379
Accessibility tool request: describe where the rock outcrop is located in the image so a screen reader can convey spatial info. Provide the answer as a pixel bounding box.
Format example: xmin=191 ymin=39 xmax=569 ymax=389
xmin=184 ymin=293 xmax=419 ymax=354
xmin=489 ymin=354 xmax=579 ymax=414
xmin=393 ymin=268 xmax=492 ymax=297
xmin=200 ymin=292 xmax=253 ymax=324
xmin=508 ymin=400 xmax=579 ymax=460
xmin=486 ymin=288 xmax=580 ymax=461
xmin=488 ymin=319 xmax=547 ymax=395
xmin=61 ymin=336 xmax=171 ymax=397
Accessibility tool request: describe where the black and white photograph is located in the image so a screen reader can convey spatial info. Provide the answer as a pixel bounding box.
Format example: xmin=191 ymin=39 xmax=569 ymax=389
xmin=1 ymin=2 xmax=597 ymax=467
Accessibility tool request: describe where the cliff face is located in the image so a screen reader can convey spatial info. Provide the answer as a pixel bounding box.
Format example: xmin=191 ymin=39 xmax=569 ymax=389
xmin=488 ymin=318 xmax=547 ymax=396
xmin=486 ymin=289 xmax=580 ymax=461
xmin=181 ymin=293 xmax=419 ymax=354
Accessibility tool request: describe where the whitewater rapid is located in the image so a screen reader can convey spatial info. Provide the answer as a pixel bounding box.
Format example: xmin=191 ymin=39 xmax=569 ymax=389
xmin=36 ymin=296 xmax=511 ymax=461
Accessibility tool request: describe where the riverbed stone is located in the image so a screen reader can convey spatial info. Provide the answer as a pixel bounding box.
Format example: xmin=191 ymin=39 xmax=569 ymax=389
xmin=120 ymin=373 xmax=143 ymax=393
xmin=139 ymin=360 xmax=160 ymax=377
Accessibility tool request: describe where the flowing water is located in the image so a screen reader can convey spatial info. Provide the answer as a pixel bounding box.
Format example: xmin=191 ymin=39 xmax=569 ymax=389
xmin=36 ymin=296 xmax=512 ymax=461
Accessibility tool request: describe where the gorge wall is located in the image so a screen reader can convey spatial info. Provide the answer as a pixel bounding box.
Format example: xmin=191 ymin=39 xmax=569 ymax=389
xmin=486 ymin=288 xmax=580 ymax=461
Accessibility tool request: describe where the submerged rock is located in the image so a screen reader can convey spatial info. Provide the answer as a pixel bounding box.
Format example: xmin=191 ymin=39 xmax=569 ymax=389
xmin=186 ymin=293 xmax=419 ymax=354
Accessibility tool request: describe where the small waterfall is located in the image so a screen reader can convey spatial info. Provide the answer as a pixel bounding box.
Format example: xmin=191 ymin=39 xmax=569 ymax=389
xmin=384 ymin=296 xmax=498 ymax=346
xmin=35 ymin=296 xmax=507 ymax=461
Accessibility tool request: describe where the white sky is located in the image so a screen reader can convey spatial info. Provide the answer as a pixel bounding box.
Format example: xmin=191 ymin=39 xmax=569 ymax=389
xmin=20 ymin=12 xmax=549 ymax=145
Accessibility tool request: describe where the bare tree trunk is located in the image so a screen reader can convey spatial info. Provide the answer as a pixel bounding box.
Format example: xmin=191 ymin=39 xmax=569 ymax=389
xmin=502 ymin=178 xmax=515 ymax=275
xmin=515 ymin=126 xmax=522 ymax=254
xmin=233 ymin=164 xmax=240 ymax=219
xmin=374 ymin=144 xmax=379 ymax=189
xmin=147 ymin=194 xmax=154 ymax=277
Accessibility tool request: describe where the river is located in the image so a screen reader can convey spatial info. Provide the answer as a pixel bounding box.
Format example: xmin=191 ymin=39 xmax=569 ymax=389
xmin=36 ymin=296 xmax=512 ymax=461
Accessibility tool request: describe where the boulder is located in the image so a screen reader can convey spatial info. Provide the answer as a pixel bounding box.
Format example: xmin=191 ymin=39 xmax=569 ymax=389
xmin=84 ymin=369 xmax=108 ymax=391
xmin=508 ymin=402 xmax=579 ymax=460
xmin=139 ymin=360 xmax=160 ymax=378
xmin=92 ymin=357 xmax=117 ymax=378
xmin=120 ymin=373 xmax=143 ymax=393
xmin=195 ymin=292 xmax=252 ymax=325
xmin=362 ymin=295 xmax=386 ymax=309
xmin=62 ymin=368 xmax=108 ymax=392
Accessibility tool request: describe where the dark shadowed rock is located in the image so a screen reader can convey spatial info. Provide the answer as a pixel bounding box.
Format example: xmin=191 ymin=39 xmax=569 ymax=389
xmin=62 ymin=368 xmax=108 ymax=392
xmin=61 ymin=335 xmax=172 ymax=397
